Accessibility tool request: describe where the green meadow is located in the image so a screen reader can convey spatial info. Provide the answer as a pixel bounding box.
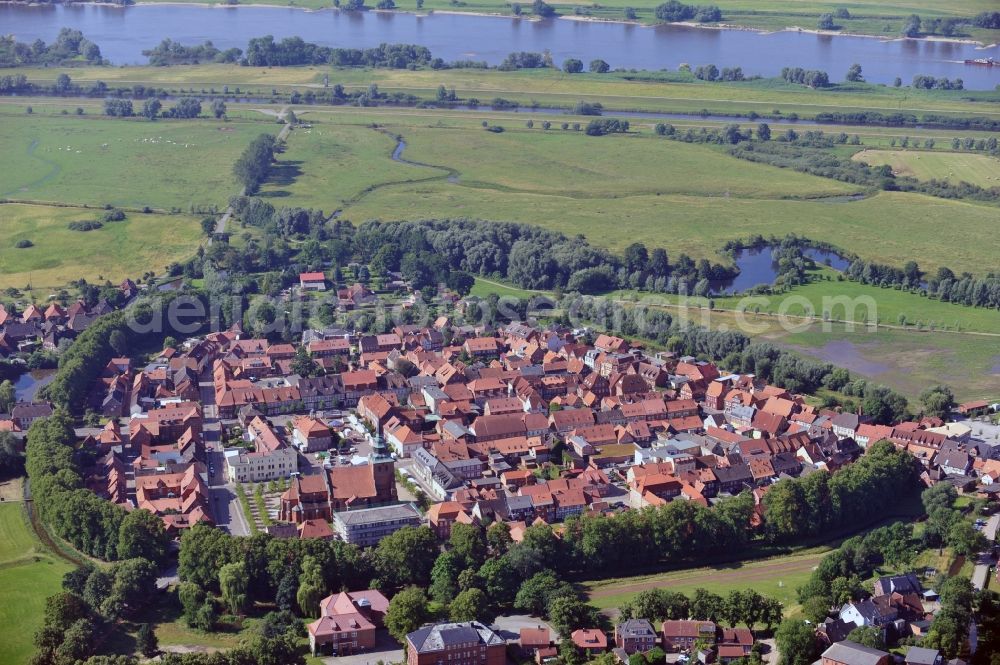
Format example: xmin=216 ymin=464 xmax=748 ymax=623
xmin=0 ymin=501 xmax=74 ymax=665
xmin=322 ymin=120 xmax=998 ymax=275
xmin=0 ymin=203 xmax=203 ymax=290
xmin=0 ymin=112 xmax=260 ymax=210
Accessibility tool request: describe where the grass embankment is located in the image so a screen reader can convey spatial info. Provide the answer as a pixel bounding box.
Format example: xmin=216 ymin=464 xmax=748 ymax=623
xmin=15 ymin=65 xmax=1000 ymax=120
xmin=126 ymin=0 xmax=1000 ymax=40
xmin=0 ymin=203 xmax=202 ymax=291
xmin=0 ymin=488 xmax=75 ymax=665
xmin=0 ymin=112 xmax=259 ymax=210
xmin=852 ymin=148 xmax=1000 ymax=187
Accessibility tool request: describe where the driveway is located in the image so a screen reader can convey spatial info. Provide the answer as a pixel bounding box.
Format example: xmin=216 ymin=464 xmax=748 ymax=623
xmin=318 ymin=630 xmax=402 ymax=665
xmin=490 ymin=615 xmax=556 ymax=643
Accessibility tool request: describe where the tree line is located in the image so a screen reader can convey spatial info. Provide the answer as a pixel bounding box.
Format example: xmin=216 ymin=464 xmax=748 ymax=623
xmin=845 ymin=259 xmax=1000 ymax=311
xmin=232 ymin=134 xmax=278 ymax=194
xmin=25 ymin=411 xmax=172 ymax=562
xmin=654 ymin=0 xmax=721 ymax=23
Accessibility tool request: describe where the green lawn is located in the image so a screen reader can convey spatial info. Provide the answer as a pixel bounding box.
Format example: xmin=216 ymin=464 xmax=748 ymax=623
xmin=852 ymin=149 xmax=1000 ymax=188
xmin=0 ymin=203 xmax=203 ymax=290
xmin=0 ymin=113 xmax=261 ymax=210
xmin=0 ymin=502 xmax=74 ymax=665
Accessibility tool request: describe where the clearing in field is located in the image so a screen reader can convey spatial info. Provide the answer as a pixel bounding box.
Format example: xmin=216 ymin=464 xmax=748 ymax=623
xmin=0 ymin=495 xmax=74 ymax=665
xmin=0 ymin=203 xmax=203 ymax=290
xmin=852 ymin=149 xmax=1000 ymax=188
xmin=0 ymin=113 xmax=261 ymax=210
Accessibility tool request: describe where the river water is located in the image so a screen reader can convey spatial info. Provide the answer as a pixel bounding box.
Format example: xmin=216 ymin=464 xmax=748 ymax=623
xmin=3 ymin=4 xmax=999 ymax=89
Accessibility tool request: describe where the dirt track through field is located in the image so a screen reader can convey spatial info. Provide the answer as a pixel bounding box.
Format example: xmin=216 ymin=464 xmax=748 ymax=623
xmin=587 ymin=551 xmax=826 ymax=599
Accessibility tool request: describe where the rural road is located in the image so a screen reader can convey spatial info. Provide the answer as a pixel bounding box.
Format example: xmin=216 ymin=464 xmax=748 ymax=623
xmin=587 ymin=551 xmax=826 ymax=600
xmin=213 ymin=107 xmax=292 ymax=237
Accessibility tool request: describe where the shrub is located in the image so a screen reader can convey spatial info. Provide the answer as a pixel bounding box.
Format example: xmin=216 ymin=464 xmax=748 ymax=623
xmin=68 ymin=220 xmax=104 ymax=232
xmin=15 ymin=239 xmax=33 ymax=248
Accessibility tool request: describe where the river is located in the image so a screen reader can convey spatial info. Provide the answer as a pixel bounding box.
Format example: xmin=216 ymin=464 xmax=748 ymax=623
xmin=3 ymin=4 xmax=999 ymax=89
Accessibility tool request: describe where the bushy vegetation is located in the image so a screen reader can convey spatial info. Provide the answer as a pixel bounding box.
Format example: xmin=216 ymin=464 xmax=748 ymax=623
xmin=242 ymin=36 xmax=432 ymax=68
xmin=0 ymin=29 xmax=103 ymax=67
xmin=654 ymin=0 xmax=721 ymax=23
xmin=143 ymin=39 xmax=243 ymax=66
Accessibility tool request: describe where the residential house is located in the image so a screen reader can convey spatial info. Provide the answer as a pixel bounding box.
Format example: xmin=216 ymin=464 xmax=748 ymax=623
xmin=615 ymin=620 xmax=657 ymax=654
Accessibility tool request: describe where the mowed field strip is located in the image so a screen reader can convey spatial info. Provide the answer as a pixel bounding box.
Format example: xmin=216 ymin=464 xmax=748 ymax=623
xmin=852 ymin=148 xmax=1000 ymax=188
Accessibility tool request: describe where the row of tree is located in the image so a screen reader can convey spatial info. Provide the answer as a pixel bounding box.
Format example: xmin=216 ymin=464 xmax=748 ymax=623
xmin=25 ymin=412 xmax=172 ymax=561
xmin=232 ymin=133 xmax=278 ymax=194
xmin=845 ymin=259 xmax=1000 ymax=311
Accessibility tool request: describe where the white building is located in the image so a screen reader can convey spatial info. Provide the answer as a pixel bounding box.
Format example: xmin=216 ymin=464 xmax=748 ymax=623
xmin=225 ymin=416 xmax=298 ymax=483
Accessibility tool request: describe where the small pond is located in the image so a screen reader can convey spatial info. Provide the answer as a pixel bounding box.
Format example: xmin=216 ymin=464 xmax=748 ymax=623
xmin=711 ymin=245 xmax=851 ymax=295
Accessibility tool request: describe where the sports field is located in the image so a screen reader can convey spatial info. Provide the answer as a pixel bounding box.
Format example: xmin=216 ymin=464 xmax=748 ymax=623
xmin=0 ymin=203 xmax=203 ymax=290
xmin=0 ymin=497 xmax=74 ymax=665
xmin=0 ymin=113 xmax=260 ymax=210
xmin=852 ymin=149 xmax=1000 ymax=188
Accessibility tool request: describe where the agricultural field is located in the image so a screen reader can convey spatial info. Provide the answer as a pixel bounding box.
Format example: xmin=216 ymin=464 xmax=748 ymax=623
xmin=852 ymin=148 xmax=1000 ymax=188
xmin=0 ymin=499 xmax=74 ymax=665
xmin=0 ymin=203 xmax=203 ymax=291
xmin=0 ymin=112 xmax=262 ymax=210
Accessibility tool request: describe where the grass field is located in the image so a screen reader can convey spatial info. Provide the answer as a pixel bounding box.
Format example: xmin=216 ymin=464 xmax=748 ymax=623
xmin=124 ymin=0 xmax=1000 ymax=39
xmin=0 ymin=113 xmax=261 ymax=210
xmin=852 ymin=149 xmax=1000 ymax=188
xmin=0 ymin=203 xmax=203 ymax=290
xmin=0 ymin=498 xmax=74 ymax=665
xmin=583 ymin=548 xmax=826 ymax=615
xmin=258 ymin=124 xmax=435 ymax=211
